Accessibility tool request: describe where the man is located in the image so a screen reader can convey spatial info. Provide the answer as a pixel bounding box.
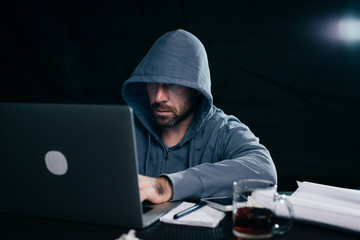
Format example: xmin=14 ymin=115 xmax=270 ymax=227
xmin=121 ymin=29 xmax=277 ymax=204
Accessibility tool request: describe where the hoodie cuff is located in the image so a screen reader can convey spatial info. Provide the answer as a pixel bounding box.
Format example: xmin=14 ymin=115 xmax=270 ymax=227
xmin=162 ymin=169 xmax=202 ymax=201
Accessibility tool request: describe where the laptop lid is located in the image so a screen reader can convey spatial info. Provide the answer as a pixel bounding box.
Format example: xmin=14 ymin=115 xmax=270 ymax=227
xmin=0 ymin=103 xmax=179 ymax=228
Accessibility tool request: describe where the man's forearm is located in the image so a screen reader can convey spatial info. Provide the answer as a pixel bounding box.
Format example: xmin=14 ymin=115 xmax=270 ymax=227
xmin=156 ymin=176 xmax=173 ymax=200
xmin=138 ymin=174 xmax=173 ymax=203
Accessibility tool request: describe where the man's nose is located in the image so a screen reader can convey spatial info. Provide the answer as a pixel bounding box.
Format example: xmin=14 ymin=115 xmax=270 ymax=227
xmin=155 ymin=85 xmax=169 ymax=102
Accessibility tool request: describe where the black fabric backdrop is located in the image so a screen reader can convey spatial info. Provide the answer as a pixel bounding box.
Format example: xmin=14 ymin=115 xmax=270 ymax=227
xmin=2 ymin=0 xmax=360 ymax=191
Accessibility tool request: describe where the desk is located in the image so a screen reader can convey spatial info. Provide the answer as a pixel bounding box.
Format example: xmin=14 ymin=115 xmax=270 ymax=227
xmin=1 ymin=212 xmax=359 ymax=240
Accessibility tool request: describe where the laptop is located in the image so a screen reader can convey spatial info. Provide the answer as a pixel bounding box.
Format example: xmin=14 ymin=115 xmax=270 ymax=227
xmin=0 ymin=103 xmax=180 ymax=228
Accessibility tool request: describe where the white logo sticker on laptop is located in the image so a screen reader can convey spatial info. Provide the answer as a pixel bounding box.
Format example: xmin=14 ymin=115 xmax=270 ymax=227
xmin=45 ymin=151 xmax=68 ymax=175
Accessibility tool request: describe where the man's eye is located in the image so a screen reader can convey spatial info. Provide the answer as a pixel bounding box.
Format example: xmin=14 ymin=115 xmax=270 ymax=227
xmin=147 ymin=83 xmax=158 ymax=89
xmin=167 ymin=84 xmax=183 ymax=91
xmin=146 ymin=83 xmax=183 ymax=92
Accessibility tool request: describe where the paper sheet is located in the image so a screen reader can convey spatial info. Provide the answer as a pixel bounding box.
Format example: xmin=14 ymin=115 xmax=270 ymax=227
xmin=278 ymin=181 xmax=360 ymax=233
xmin=160 ymin=202 xmax=226 ymax=228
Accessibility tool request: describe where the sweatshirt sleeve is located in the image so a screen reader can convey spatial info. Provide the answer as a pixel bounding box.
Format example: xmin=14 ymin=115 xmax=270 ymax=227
xmin=164 ymin=118 xmax=277 ymax=201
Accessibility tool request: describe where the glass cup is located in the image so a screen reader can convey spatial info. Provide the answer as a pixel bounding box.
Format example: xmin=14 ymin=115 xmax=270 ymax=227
xmin=232 ymin=179 xmax=294 ymax=239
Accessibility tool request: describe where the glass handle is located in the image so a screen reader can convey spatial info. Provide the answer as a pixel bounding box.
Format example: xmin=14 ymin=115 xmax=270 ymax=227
xmin=273 ymin=193 xmax=294 ymax=235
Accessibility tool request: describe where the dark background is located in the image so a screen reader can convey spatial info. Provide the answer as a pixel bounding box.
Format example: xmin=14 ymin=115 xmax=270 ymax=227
xmin=2 ymin=0 xmax=360 ymax=191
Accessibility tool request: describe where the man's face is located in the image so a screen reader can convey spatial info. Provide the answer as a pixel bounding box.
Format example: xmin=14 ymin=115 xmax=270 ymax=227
xmin=146 ymin=83 xmax=200 ymax=128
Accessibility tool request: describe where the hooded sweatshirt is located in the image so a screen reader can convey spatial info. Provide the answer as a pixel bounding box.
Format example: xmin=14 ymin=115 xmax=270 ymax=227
xmin=121 ymin=29 xmax=277 ymax=201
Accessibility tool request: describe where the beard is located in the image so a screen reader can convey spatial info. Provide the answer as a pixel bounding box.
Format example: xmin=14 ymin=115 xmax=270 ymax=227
xmin=150 ymin=93 xmax=200 ymax=128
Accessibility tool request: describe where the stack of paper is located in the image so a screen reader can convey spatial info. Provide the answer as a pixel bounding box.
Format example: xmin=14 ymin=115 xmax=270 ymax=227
xmin=160 ymin=202 xmax=226 ymax=228
xmin=279 ymin=181 xmax=360 ymax=233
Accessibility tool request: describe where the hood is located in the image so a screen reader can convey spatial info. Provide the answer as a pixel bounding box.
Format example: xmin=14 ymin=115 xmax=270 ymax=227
xmin=121 ymin=29 xmax=213 ymax=143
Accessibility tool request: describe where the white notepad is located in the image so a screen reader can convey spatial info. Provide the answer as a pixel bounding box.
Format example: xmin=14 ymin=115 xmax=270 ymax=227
xmin=160 ymin=202 xmax=226 ymax=228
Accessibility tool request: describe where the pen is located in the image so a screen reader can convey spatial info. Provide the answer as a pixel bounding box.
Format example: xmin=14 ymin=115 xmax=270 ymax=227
xmin=173 ymin=201 xmax=206 ymax=219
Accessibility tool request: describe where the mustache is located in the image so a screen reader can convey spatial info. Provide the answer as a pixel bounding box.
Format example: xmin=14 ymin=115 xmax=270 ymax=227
xmin=151 ymin=103 xmax=174 ymax=112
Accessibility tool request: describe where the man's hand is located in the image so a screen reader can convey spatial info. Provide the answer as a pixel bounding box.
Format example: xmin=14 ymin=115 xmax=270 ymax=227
xmin=138 ymin=174 xmax=173 ymax=203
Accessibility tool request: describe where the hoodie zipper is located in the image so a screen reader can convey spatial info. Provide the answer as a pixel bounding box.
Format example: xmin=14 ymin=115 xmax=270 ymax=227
xmin=161 ymin=146 xmax=171 ymax=173
xmin=164 ymin=147 xmax=170 ymax=160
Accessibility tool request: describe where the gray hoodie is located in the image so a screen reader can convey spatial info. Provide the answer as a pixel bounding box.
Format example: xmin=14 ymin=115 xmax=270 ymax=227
xmin=121 ymin=29 xmax=277 ymax=201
